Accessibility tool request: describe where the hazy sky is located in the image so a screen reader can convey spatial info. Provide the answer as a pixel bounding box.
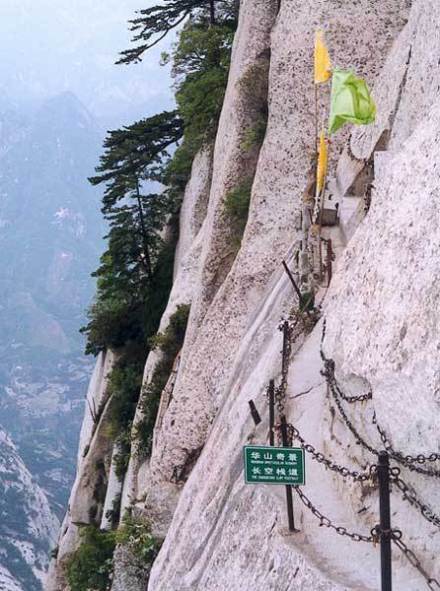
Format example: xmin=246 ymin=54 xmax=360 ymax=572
xmin=0 ymin=0 xmax=174 ymax=125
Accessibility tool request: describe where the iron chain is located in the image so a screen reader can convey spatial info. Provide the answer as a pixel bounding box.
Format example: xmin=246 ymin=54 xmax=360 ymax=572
xmin=296 ymin=487 xmax=440 ymax=587
xmin=295 ymin=487 xmax=374 ymax=543
xmin=389 ymin=467 xmax=440 ymax=529
xmin=321 ymin=356 xmax=372 ymax=403
xmin=268 ymin=318 xmax=440 ymax=588
xmin=393 ymin=535 xmax=440 ymax=589
xmin=374 ymin=416 xmax=440 ymax=478
xmin=286 ymin=423 xmax=375 ymax=483
xmin=275 ymin=320 xmax=293 ymax=415
xmin=321 ymin=320 xmax=440 ymax=478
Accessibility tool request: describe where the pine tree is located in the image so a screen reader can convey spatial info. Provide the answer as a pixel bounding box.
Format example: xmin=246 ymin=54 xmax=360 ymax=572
xmin=89 ymin=110 xmax=183 ymax=276
xmin=117 ymin=0 xmax=238 ymax=65
xmin=81 ymin=111 xmax=183 ymax=354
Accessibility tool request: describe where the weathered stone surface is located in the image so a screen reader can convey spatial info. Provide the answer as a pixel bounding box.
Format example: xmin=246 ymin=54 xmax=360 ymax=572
xmin=111 ymin=544 xmax=150 ymax=591
xmin=45 ymin=350 xmax=115 ymax=591
xmin=173 ymin=146 xmax=212 ymax=278
xmin=49 ymin=1 xmax=440 ymax=590
xmin=149 ymin=0 xmax=410 ymax=488
xmin=120 ymin=147 xmax=212 ymax=517
xmin=148 ymin=0 xmax=279 ymax=485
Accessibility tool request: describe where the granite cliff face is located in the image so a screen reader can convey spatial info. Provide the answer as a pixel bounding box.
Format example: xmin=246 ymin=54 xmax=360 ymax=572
xmin=48 ymin=0 xmax=440 ymax=589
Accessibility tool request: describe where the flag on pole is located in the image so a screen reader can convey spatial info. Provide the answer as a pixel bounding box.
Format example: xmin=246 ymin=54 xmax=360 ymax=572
xmin=314 ymin=30 xmax=332 ymax=84
xmin=316 ymin=130 xmax=328 ymax=193
xmin=328 ymin=68 xmax=376 ymax=134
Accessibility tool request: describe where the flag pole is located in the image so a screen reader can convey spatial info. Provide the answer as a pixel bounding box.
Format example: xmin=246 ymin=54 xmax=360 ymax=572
xmin=313 ymin=30 xmax=332 ymax=283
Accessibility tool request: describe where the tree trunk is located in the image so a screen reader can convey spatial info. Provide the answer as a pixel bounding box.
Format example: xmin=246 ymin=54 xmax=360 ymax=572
xmin=209 ymin=0 xmax=216 ymax=25
xmin=135 ymin=177 xmax=153 ymax=282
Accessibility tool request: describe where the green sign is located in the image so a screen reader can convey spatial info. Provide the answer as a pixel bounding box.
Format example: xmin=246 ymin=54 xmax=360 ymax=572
xmin=244 ymin=445 xmax=305 ymax=485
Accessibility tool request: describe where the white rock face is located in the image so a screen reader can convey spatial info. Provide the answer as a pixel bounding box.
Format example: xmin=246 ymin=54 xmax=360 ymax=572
xmin=49 ymin=0 xmax=440 ymax=589
xmin=45 ymin=350 xmax=115 ymax=591
xmin=151 ymin=1 xmax=440 ymax=590
xmin=100 ymin=442 xmax=124 ymax=531
xmin=149 ymin=0 xmax=411 ymax=487
xmin=120 ymin=147 xmax=212 ymax=515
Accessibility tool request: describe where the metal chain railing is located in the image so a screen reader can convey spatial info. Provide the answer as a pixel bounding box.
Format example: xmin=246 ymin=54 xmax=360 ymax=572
xmin=392 ymin=535 xmax=440 ymax=590
xmin=295 ymin=486 xmax=440 ymax=588
xmin=320 ymin=320 xmax=440 ymax=478
xmin=389 ymin=467 xmax=440 ymax=530
xmin=294 ymin=487 xmax=375 ymax=543
xmin=326 ymin=366 xmax=380 ymax=456
xmin=319 ymin=319 xmax=372 ymax=402
xmin=321 ymin=356 xmax=372 ymax=403
xmin=277 ymin=417 xmax=440 ymax=531
xmin=374 ymin=416 xmax=440 ymax=476
xmin=285 ymin=422 xmax=375 ymax=483
xmin=275 ymin=321 xmax=292 ymax=415
xmin=268 ymin=317 xmax=440 ymax=588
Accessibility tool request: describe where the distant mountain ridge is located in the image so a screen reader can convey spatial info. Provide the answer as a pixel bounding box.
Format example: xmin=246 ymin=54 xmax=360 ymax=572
xmin=0 ymin=92 xmax=104 ymax=590
xmin=0 ymin=429 xmax=58 ymax=591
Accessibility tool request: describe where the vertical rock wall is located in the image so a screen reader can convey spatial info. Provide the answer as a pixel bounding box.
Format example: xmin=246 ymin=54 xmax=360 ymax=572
xmin=45 ymin=350 xmax=116 ymax=591
xmin=149 ymin=0 xmax=410 ymax=488
xmin=148 ymin=1 xmax=415 ymax=590
xmin=48 ymin=1 xmax=440 ymax=590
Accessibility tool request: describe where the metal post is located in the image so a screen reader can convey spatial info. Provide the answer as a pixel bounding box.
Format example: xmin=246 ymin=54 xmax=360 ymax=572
xmin=280 ymin=415 xmax=296 ymax=532
xmin=378 ymin=451 xmax=392 ymax=591
xmin=248 ymin=400 xmax=261 ymax=426
xmin=326 ymin=237 xmax=333 ymax=287
xmin=269 ymin=380 xmax=275 ymax=446
xmin=282 ymin=260 xmax=303 ymax=301
xmin=282 ymin=260 xmax=312 ymax=318
xmin=282 ymin=321 xmax=289 ymax=376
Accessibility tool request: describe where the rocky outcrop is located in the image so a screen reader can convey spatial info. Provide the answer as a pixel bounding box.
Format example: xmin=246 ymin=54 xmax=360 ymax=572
xmin=45 ymin=351 xmax=116 ymax=591
xmin=120 ymin=146 xmax=213 ymax=517
xmin=49 ymin=0 xmax=440 ymax=589
xmin=151 ymin=1 xmax=438 ymax=589
xmin=0 ymin=430 xmax=58 ymax=591
xmin=149 ymin=0 xmax=411 ymax=488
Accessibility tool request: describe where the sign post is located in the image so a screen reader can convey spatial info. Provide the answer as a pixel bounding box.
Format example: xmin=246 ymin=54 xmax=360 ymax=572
xmin=280 ymin=415 xmax=297 ymax=531
xmin=268 ymin=380 xmax=275 ymax=446
xmin=377 ymin=451 xmax=392 ymax=591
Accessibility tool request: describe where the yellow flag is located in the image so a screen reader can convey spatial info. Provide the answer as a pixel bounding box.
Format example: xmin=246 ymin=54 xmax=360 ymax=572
xmin=314 ymin=30 xmax=332 ymax=84
xmin=316 ymin=130 xmax=328 ymax=192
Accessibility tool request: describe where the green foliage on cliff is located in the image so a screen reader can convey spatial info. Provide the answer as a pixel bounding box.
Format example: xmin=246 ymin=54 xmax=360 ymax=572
xmin=116 ymin=514 xmax=161 ymax=562
xmin=83 ymin=16 xmax=234 ymax=357
xmin=171 ymin=24 xmax=234 ymax=144
xmin=81 ymin=112 xmax=183 ymax=356
xmin=66 ymin=526 xmax=116 ymax=591
xmin=241 ymin=115 xmax=268 ymax=151
xmin=118 ymin=0 xmax=238 ymax=65
xmin=108 ymin=225 xmax=179 ymax=480
xmin=224 ymin=178 xmax=253 ymax=245
xmin=135 ymin=304 xmax=190 ymax=457
xmin=161 ymin=18 xmax=235 ymax=204
xmin=80 ymin=0 xmax=237 ymax=490
xmin=66 ymin=520 xmax=161 ymax=590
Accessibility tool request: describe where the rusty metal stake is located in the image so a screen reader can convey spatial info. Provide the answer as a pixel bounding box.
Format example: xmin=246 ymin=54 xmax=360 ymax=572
xmin=282 ymin=260 xmax=312 ymax=318
xmin=268 ymin=380 xmax=275 ymax=446
xmin=378 ymin=451 xmax=392 ymax=591
xmin=282 ymin=321 xmax=290 ymax=376
xmin=248 ymin=400 xmax=261 ymax=426
xmin=326 ymin=237 xmax=333 ymax=287
xmin=280 ymin=415 xmax=296 ymax=532
xmin=282 ymin=260 xmax=303 ymax=301
xmin=321 ymin=237 xmax=334 ymax=287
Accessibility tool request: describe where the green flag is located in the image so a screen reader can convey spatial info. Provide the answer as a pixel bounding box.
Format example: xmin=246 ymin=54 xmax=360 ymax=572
xmin=328 ymin=68 xmax=376 ymax=135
